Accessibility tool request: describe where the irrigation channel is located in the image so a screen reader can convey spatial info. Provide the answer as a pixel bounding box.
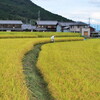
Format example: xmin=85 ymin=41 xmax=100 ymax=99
xmin=22 ymin=42 xmax=55 ymax=100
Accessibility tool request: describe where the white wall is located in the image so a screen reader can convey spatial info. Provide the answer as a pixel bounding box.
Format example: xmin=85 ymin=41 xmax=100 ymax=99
xmin=56 ymin=25 xmax=62 ymax=32
xmin=70 ymin=26 xmax=88 ymax=33
xmin=82 ymin=28 xmax=90 ymax=37
xmin=63 ymin=29 xmax=70 ymax=32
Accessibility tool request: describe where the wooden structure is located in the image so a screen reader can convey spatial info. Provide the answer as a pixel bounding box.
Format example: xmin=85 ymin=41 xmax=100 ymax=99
xmin=36 ymin=21 xmax=58 ymax=32
xmin=0 ymin=20 xmax=23 ymax=31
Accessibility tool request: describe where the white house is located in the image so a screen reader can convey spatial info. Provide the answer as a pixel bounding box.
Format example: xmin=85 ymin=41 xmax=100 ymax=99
xmin=70 ymin=22 xmax=90 ymax=37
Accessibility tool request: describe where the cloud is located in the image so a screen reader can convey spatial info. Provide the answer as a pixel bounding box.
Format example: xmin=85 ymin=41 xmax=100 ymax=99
xmin=91 ymin=12 xmax=100 ymax=19
xmin=89 ymin=0 xmax=100 ymax=6
xmin=89 ymin=0 xmax=100 ymax=3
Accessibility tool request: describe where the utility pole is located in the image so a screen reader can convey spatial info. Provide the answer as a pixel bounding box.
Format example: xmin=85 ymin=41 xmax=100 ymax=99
xmin=88 ymin=18 xmax=91 ymax=27
xmin=97 ymin=25 xmax=98 ymax=31
xmin=38 ymin=10 xmax=40 ymax=21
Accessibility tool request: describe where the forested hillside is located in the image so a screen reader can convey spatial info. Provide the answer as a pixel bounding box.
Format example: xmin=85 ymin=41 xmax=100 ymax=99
xmin=0 ymin=0 xmax=73 ymax=23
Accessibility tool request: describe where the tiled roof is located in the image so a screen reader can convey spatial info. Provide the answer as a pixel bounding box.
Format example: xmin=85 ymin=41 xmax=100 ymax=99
xmin=59 ymin=22 xmax=74 ymax=26
xmin=71 ymin=22 xmax=88 ymax=26
xmin=36 ymin=21 xmax=58 ymax=25
xmin=0 ymin=20 xmax=23 ymax=24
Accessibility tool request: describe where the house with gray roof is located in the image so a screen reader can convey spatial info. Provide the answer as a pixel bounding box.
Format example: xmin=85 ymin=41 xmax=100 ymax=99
xmin=36 ymin=20 xmax=58 ymax=32
xmin=69 ymin=22 xmax=90 ymax=37
xmin=57 ymin=21 xmax=91 ymax=37
xmin=57 ymin=22 xmax=74 ymax=32
xmin=0 ymin=20 xmax=23 ymax=31
xmin=22 ymin=24 xmax=36 ymax=31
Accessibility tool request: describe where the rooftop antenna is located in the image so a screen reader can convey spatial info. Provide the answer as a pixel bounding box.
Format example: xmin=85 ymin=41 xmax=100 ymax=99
xmin=38 ymin=10 xmax=41 ymax=21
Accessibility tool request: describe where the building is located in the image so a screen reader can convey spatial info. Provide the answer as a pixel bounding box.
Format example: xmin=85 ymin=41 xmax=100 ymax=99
xmin=57 ymin=22 xmax=73 ymax=32
xmin=0 ymin=20 xmax=94 ymax=37
xmin=0 ymin=20 xmax=23 ymax=31
xmin=70 ymin=22 xmax=90 ymax=37
xmin=89 ymin=26 xmax=95 ymax=33
xmin=36 ymin=20 xmax=92 ymax=37
xmin=57 ymin=21 xmax=91 ymax=37
xmin=35 ymin=20 xmax=58 ymax=32
xmin=22 ymin=24 xmax=36 ymax=31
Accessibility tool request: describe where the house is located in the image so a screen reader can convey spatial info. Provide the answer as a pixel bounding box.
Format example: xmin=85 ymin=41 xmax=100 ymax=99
xmin=57 ymin=21 xmax=91 ymax=37
xmin=90 ymin=31 xmax=99 ymax=37
xmin=0 ymin=20 xmax=23 ymax=31
xmin=57 ymin=22 xmax=74 ymax=32
xmin=35 ymin=20 xmax=58 ymax=32
xmin=89 ymin=26 xmax=95 ymax=33
xmin=22 ymin=24 xmax=36 ymax=31
xmin=70 ymin=22 xmax=90 ymax=37
xmin=34 ymin=27 xmax=47 ymax=32
xmin=36 ymin=20 xmax=91 ymax=37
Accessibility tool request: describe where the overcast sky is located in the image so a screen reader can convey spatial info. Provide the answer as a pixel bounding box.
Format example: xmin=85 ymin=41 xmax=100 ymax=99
xmin=31 ymin=0 xmax=100 ymax=26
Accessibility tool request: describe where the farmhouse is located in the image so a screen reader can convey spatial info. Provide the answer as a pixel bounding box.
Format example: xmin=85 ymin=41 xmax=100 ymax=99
xmin=0 ymin=20 xmax=95 ymax=37
xmin=35 ymin=20 xmax=58 ymax=32
xmin=0 ymin=20 xmax=23 ymax=31
xmin=57 ymin=22 xmax=74 ymax=32
xmin=57 ymin=22 xmax=91 ymax=37
xmin=70 ymin=22 xmax=90 ymax=37
xmin=22 ymin=24 xmax=36 ymax=31
xmin=36 ymin=20 xmax=92 ymax=36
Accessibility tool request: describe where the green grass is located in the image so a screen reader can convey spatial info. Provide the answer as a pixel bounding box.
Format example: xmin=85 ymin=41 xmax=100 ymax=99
xmin=37 ymin=39 xmax=100 ymax=100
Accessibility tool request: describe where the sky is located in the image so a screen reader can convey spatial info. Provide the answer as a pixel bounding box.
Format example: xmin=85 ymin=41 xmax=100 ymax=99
xmin=31 ymin=0 xmax=100 ymax=30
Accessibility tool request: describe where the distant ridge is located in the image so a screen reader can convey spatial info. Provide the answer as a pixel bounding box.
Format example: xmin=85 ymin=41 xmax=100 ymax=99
xmin=0 ymin=0 xmax=73 ymax=23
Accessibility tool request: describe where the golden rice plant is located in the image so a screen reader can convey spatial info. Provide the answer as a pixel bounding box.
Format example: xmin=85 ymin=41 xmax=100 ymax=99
xmin=37 ymin=39 xmax=100 ymax=100
xmin=0 ymin=32 xmax=81 ymax=38
xmin=0 ymin=37 xmax=83 ymax=100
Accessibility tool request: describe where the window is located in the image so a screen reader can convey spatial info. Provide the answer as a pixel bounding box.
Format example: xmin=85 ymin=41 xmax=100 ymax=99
xmin=48 ymin=26 xmax=52 ymax=28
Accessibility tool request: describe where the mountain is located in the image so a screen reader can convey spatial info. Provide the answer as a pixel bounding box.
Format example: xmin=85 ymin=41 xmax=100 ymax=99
xmin=0 ymin=0 xmax=73 ymax=23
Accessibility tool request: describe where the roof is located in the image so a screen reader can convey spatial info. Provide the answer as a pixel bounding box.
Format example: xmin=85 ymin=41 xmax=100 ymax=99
xmin=59 ymin=22 xmax=74 ymax=26
xmin=63 ymin=26 xmax=70 ymax=29
xmin=22 ymin=24 xmax=36 ymax=30
xmin=70 ymin=21 xmax=88 ymax=26
xmin=0 ymin=20 xmax=23 ymax=24
xmin=36 ymin=20 xmax=58 ymax=25
xmin=91 ymin=31 xmax=99 ymax=34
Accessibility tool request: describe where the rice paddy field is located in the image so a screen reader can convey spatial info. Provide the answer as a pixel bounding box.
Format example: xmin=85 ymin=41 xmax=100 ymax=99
xmin=37 ymin=39 xmax=100 ymax=100
xmin=0 ymin=32 xmax=81 ymax=38
xmin=0 ymin=32 xmax=84 ymax=100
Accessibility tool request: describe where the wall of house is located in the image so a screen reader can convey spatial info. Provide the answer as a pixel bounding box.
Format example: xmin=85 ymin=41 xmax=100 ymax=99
xmin=63 ymin=29 xmax=70 ymax=32
xmin=0 ymin=24 xmax=22 ymax=31
xmin=0 ymin=24 xmax=22 ymax=28
xmin=56 ymin=25 xmax=62 ymax=32
xmin=82 ymin=28 xmax=90 ymax=37
xmin=70 ymin=26 xmax=87 ymax=33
